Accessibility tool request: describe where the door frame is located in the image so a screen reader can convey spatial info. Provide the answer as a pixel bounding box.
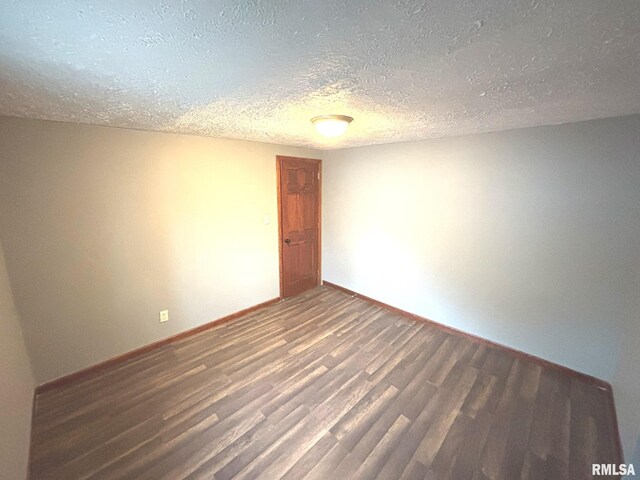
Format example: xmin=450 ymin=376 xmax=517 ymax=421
xmin=276 ymin=155 xmax=322 ymax=298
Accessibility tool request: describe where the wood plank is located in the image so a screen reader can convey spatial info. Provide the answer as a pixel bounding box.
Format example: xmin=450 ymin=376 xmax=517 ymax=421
xmin=29 ymin=285 xmax=622 ymax=480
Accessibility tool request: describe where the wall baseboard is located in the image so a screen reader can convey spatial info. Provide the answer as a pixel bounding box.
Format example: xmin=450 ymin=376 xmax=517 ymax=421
xmin=32 ymin=282 xmax=625 ymax=465
xmin=322 ymin=280 xmax=624 ymax=463
xmin=323 ymin=280 xmax=607 ymax=386
xmin=35 ymin=297 xmax=281 ymax=394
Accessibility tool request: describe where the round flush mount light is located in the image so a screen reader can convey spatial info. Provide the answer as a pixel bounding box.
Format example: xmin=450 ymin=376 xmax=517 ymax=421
xmin=311 ymin=115 xmax=354 ymax=138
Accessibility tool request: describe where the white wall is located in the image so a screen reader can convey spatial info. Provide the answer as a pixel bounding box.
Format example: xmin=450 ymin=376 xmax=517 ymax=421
xmin=323 ymin=115 xmax=640 ymax=381
xmin=0 ymin=240 xmax=34 ymax=480
xmin=0 ymin=116 xmax=321 ymax=384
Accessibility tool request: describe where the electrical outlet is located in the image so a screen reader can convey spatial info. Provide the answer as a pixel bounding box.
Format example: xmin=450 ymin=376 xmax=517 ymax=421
xmin=159 ymin=310 xmax=169 ymax=323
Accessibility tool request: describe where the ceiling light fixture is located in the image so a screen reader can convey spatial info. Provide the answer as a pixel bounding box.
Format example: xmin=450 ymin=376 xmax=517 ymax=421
xmin=311 ymin=115 xmax=354 ymax=138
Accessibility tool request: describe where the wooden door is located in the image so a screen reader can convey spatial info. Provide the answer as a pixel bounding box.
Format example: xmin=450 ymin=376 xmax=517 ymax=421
xmin=277 ymin=156 xmax=321 ymax=298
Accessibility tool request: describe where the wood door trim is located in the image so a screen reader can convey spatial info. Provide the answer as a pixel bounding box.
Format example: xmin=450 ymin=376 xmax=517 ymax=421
xmin=276 ymin=155 xmax=322 ymax=298
xmin=35 ymin=296 xmax=281 ymax=394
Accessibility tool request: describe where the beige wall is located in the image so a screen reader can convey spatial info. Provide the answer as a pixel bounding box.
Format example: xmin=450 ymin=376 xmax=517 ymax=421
xmin=323 ymin=115 xmax=640 ymax=381
xmin=0 ymin=116 xmax=321 ymax=383
xmin=0 ymin=240 xmax=34 ymax=480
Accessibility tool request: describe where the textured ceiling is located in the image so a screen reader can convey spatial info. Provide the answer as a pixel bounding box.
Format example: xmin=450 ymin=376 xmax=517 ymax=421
xmin=1 ymin=1 xmax=639 ymax=149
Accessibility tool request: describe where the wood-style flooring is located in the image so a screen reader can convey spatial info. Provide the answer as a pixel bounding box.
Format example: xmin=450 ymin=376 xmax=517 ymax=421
xmin=29 ymin=286 xmax=620 ymax=479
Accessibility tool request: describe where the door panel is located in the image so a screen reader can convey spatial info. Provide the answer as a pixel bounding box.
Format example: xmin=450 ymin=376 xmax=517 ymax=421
xmin=278 ymin=156 xmax=321 ymax=298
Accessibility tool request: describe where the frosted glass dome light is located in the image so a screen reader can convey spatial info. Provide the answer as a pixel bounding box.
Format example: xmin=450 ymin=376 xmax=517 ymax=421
xmin=311 ymin=115 xmax=354 ymax=138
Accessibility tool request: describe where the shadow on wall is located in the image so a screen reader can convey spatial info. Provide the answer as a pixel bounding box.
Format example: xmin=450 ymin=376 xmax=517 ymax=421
xmin=1 ymin=103 xmax=297 ymax=383
xmin=0 ymin=55 xmax=291 ymax=386
xmin=0 ymin=119 xmax=177 ymax=383
xmin=0 ymin=113 xmax=286 ymax=384
xmin=0 ymin=21 xmax=231 ymax=385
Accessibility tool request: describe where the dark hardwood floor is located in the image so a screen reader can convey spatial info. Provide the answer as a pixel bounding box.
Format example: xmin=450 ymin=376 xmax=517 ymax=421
xmin=29 ymin=286 xmax=620 ymax=479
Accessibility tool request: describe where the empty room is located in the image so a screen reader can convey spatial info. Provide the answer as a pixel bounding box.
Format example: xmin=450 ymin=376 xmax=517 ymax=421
xmin=1 ymin=1 xmax=639 ymax=479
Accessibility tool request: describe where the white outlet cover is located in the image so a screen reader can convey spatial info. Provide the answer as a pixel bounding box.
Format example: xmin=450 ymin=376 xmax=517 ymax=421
xmin=160 ymin=310 xmax=169 ymax=323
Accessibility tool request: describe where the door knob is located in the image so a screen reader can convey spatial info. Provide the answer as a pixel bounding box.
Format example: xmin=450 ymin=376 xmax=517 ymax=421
xmin=284 ymin=238 xmax=291 ymax=244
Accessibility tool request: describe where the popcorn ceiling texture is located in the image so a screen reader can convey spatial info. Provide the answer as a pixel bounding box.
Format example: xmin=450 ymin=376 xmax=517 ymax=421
xmin=0 ymin=0 xmax=639 ymax=149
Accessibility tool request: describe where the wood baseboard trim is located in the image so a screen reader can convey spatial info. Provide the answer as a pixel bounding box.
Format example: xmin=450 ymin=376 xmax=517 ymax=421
xmin=35 ymin=297 xmax=281 ymax=394
xmin=323 ymin=280 xmax=609 ymax=387
xmin=323 ymin=280 xmax=624 ymax=463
